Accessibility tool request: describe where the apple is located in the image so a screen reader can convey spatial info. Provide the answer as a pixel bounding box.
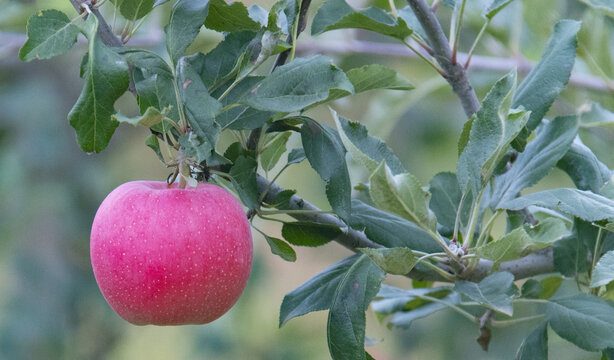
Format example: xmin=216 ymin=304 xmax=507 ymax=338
xmin=90 ymin=181 xmax=253 ymax=325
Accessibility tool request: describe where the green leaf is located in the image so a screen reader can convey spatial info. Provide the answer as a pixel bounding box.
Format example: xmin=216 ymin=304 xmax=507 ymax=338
xmin=311 ymin=0 xmax=416 ymax=40
xmin=165 ymin=0 xmax=210 ymax=65
xmin=300 ymin=117 xmax=351 ymax=220
xmin=261 ymin=132 xmax=291 ymax=171
xmin=177 ymin=56 xmax=223 ymax=163
xmin=499 ymin=189 xmax=614 ymax=229
xmin=387 ymin=292 xmax=460 ymax=328
xmin=333 ymin=111 xmax=405 ymax=175
xmin=120 ymin=48 xmax=174 ymax=79
xmin=287 ymin=148 xmax=306 ymax=164
xmin=280 ymin=254 xmax=360 ymax=326
xmin=187 ymin=31 xmax=256 ymax=90
xmin=205 ymin=0 xmax=262 ymax=32
xmin=520 ymin=279 xmax=542 ymax=299
xmin=457 ymin=70 xmax=529 ymax=197
xmin=263 ymin=234 xmax=296 ymax=262
xmin=539 ymin=277 xmax=563 ymax=299
xmin=454 ymin=272 xmax=517 ymax=316
xmin=242 ymin=55 xmax=354 ymax=112
xmin=327 ymin=254 xmax=385 ymax=360
xmin=323 ymin=64 xmax=414 ymax=104
xmin=145 ymin=133 xmax=165 ymax=162
xmin=68 ymin=16 xmax=129 ymax=153
xmin=428 ymin=172 xmax=472 ymax=236
xmin=113 ymin=106 xmax=169 ymax=127
xmin=475 ymin=227 xmax=530 ymax=266
xmin=547 ymin=293 xmax=614 ymax=351
xmin=214 ymin=77 xmax=273 ymax=130
xmin=273 ymin=189 xmax=296 ymax=209
xmin=111 ymin=0 xmax=155 ymax=20
xmin=579 ymin=0 xmax=614 ymax=18
xmin=122 ymin=49 xmax=180 ymax=126
xmin=369 ymin=161 xmax=437 ymax=231
xmin=524 ymin=217 xmax=571 ymax=251
xmin=229 ymin=155 xmax=259 ymax=209
xmin=557 ymin=137 xmax=612 ymax=193
xmin=512 ymin=20 xmax=580 ymax=149
xmin=349 ymin=200 xmax=442 ymax=253
xmin=591 ymin=250 xmax=614 ymax=288
xmin=515 ymin=323 xmax=548 ymax=360
xmin=491 ymin=116 xmax=578 ymax=208
xmin=281 ymin=222 xmax=342 ymax=247
xmin=484 ymin=0 xmax=515 ymax=20
xmin=19 ymin=10 xmax=80 ymax=62
xmin=346 ymin=64 xmax=414 ymax=92
xmin=360 ymin=247 xmax=417 ymax=275
xmin=372 ymin=285 xmax=458 ymax=328
xmin=553 ymin=234 xmax=589 ymax=277
xmin=579 ymin=102 xmax=614 ymax=130
xmin=267 ymin=0 xmax=298 ymax=34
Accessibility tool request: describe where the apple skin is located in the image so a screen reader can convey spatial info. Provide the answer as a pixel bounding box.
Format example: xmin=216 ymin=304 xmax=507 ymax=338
xmin=90 ymin=181 xmax=253 ymax=326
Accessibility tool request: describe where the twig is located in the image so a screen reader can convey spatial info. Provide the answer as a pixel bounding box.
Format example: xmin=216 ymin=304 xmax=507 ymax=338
xmin=406 ymin=0 xmax=480 ymax=117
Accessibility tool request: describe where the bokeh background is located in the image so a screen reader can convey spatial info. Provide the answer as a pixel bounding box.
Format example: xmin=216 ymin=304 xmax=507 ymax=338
xmin=1 ymin=0 xmax=614 ymax=358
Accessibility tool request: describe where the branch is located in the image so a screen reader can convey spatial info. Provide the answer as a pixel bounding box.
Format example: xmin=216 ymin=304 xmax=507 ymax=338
xmin=407 ymin=0 xmax=480 ymax=117
xmin=68 ymin=0 xmax=123 ymax=47
xmin=256 ymin=175 xmax=555 ymax=282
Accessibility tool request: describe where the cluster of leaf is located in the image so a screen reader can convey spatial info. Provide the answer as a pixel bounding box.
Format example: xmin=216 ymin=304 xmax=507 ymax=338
xmin=274 ymin=7 xmax=614 ymax=360
xmin=18 ymin=0 xmax=614 ymax=359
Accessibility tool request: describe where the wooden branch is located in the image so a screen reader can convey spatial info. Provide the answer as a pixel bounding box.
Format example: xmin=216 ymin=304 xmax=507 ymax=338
xmin=407 ymin=0 xmax=480 ymax=117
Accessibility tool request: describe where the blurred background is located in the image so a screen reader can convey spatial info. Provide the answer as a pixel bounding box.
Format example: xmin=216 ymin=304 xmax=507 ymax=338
xmin=1 ymin=0 xmax=614 ymax=358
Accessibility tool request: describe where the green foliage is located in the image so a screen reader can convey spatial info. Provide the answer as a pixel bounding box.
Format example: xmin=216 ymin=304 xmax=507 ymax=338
xmin=591 ymin=250 xmax=614 ymax=288
xmin=279 ymin=255 xmax=359 ymax=327
xmin=17 ymin=0 xmax=614 ymax=358
xmin=349 ymin=200 xmax=442 ymax=252
xmin=19 ymin=10 xmax=80 ymax=62
xmin=360 ymin=247 xmax=417 ymax=275
xmin=457 ymin=70 xmax=528 ymax=197
xmin=243 ymin=55 xmax=354 ymax=112
xmin=454 ymin=272 xmax=518 ymax=316
xmin=500 ymin=189 xmax=614 ymax=230
xmin=281 ymin=222 xmax=342 ymax=247
xmin=515 ymin=323 xmax=548 ymax=360
xmin=372 ymin=285 xmax=459 ymax=328
xmin=547 ymin=294 xmax=614 ymax=351
xmin=327 ymin=255 xmax=385 ymax=360
xmin=491 ymin=116 xmax=578 ymax=208
xmin=68 ymin=16 xmax=129 ymax=153
xmin=165 ymin=0 xmax=211 ymax=65
xmin=205 ymin=0 xmax=262 ymax=32
xmin=312 ymin=0 xmax=409 ymax=39
xmin=334 ymin=111 xmax=406 ymax=175
xmin=428 ymin=172 xmax=471 ymax=236
xmin=300 ymin=117 xmax=351 ymax=220
xmin=512 ymin=20 xmax=580 ymax=149
xmin=263 ymin=234 xmax=297 ymax=262
xmin=111 ymin=0 xmax=155 ymax=20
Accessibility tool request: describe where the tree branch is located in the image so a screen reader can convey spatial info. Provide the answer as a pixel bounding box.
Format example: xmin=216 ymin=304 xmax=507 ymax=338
xmin=68 ymin=0 xmax=123 ymax=47
xmin=256 ymin=175 xmax=554 ymax=282
xmin=407 ymin=0 xmax=480 ymax=117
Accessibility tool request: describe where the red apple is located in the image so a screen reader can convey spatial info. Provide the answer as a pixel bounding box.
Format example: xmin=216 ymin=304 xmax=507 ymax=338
xmin=90 ymin=181 xmax=253 ymax=325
